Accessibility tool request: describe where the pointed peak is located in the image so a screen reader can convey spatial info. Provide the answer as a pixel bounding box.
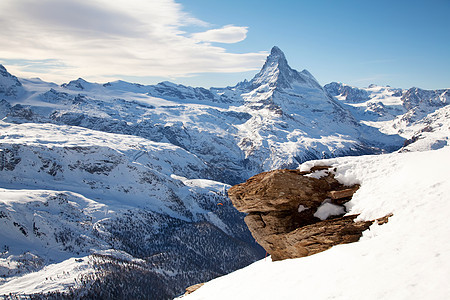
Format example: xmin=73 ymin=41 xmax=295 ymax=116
xmin=249 ymin=46 xmax=294 ymax=89
xmin=266 ymin=46 xmax=287 ymax=64
xmin=270 ymin=46 xmax=285 ymax=57
xmin=249 ymin=46 xmax=322 ymax=91
xmin=0 ymin=64 xmax=24 ymax=97
xmin=0 ymin=64 xmax=12 ymax=78
xmin=0 ymin=64 xmax=21 ymax=84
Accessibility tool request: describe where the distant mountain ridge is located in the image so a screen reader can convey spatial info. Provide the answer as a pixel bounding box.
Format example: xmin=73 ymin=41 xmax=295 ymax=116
xmin=323 ymin=81 xmax=450 ymax=140
xmin=0 ymin=48 xmax=408 ymax=184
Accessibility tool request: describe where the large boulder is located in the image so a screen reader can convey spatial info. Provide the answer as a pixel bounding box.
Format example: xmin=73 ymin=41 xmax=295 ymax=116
xmin=228 ymin=167 xmax=379 ymax=261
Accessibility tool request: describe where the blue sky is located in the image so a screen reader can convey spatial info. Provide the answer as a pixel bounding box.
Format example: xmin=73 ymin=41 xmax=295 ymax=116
xmin=0 ymin=0 xmax=449 ymax=89
xmin=178 ymin=0 xmax=450 ymax=89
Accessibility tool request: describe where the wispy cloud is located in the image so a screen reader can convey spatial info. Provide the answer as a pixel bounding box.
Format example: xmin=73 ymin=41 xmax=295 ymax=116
xmin=191 ymin=25 xmax=248 ymax=44
xmin=0 ymin=0 xmax=266 ymax=83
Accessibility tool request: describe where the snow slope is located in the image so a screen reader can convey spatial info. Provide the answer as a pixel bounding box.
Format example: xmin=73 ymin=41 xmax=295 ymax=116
xmin=0 ymin=256 xmax=92 ymax=295
xmin=182 ymin=146 xmax=450 ymax=300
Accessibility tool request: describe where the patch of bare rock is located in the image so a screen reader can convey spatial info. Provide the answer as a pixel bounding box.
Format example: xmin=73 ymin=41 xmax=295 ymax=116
xmin=228 ymin=166 xmax=391 ymax=261
xmin=184 ymin=283 xmax=205 ymax=296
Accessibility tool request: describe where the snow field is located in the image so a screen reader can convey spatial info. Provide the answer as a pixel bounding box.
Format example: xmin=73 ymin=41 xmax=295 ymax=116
xmin=0 ymin=256 xmax=92 ymax=295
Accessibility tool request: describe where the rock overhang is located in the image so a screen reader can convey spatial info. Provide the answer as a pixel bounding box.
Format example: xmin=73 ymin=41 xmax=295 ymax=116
xmin=228 ymin=166 xmax=390 ymax=261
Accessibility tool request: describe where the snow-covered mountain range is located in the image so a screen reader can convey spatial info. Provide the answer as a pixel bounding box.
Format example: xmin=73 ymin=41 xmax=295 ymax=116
xmin=0 ymin=47 xmax=448 ymax=298
xmin=323 ymin=81 xmax=449 ymax=151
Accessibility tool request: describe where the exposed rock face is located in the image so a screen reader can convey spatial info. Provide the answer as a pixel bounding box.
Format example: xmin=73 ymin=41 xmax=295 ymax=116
xmin=324 ymin=82 xmax=371 ymax=103
xmin=185 ymin=283 xmax=205 ymax=295
xmin=401 ymin=87 xmax=449 ymax=111
xmin=0 ymin=64 xmax=24 ymax=98
xmin=228 ymin=167 xmax=375 ymax=261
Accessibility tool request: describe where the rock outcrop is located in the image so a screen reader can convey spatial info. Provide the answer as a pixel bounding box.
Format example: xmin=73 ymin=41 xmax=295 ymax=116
xmin=228 ymin=167 xmax=384 ymax=261
xmin=184 ymin=283 xmax=205 ymax=296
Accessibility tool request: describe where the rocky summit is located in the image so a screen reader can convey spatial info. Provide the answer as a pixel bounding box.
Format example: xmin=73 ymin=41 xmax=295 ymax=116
xmin=228 ymin=167 xmax=388 ymax=261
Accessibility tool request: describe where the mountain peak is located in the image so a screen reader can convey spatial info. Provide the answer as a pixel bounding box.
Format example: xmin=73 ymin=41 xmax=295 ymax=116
xmin=269 ymin=46 xmax=286 ymax=60
xmin=61 ymin=78 xmax=90 ymax=90
xmin=0 ymin=64 xmax=7 ymax=75
xmin=0 ymin=64 xmax=24 ymax=97
xmin=265 ymin=46 xmax=289 ymax=71
xmin=0 ymin=64 xmax=17 ymax=81
xmin=250 ymin=46 xmax=321 ymax=90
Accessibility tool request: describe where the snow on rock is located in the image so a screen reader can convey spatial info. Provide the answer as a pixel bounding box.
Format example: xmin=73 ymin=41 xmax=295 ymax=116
xmin=297 ymin=205 xmax=308 ymax=213
xmin=313 ymin=200 xmax=346 ymax=220
xmin=401 ymin=87 xmax=449 ymax=111
xmin=183 ymin=146 xmax=450 ymax=300
xmin=249 ymin=46 xmax=322 ymax=90
xmin=0 ymin=189 xmax=109 ymax=264
xmin=0 ymin=121 xmax=211 ymax=216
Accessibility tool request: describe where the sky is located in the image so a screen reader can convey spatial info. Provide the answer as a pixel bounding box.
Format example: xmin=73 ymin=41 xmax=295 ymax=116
xmin=0 ymin=0 xmax=449 ymax=89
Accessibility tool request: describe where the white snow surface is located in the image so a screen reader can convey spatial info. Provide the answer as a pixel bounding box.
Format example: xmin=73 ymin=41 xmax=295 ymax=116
xmin=313 ymin=200 xmax=345 ymax=220
xmin=182 ymin=146 xmax=450 ymax=300
xmin=0 ymin=256 xmax=92 ymax=295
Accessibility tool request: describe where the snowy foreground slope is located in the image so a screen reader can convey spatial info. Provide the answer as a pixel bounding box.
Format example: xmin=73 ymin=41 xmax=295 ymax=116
xmin=182 ymin=146 xmax=450 ymax=300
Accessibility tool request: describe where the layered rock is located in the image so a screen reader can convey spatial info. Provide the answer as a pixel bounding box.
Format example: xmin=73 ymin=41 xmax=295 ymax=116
xmin=228 ymin=167 xmax=380 ymax=261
